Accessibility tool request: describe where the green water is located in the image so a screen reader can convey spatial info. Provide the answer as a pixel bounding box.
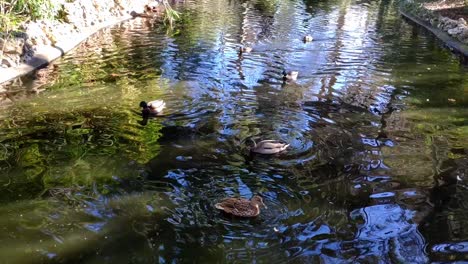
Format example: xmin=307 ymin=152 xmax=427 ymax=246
xmin=0 ymin=0 xmax=467 ymax=262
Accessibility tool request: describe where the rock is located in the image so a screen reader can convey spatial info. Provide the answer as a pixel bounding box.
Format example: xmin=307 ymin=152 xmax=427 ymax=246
xmin=458 ymin=18 xmax=467 ymax=27
xmin=0 ymin=90 xmax=13 ymax=104
xmin=24 ymin=22 xmax=51 ymax=46
xmin=449 ymin=19 xmax=458 ymax=26
xmin=442 ymin=19 xmax=459 ymax=31
xmin=443 ymin=23 xmax=453 ymax=31
xmin=0 ymin=38 xmax=25 ymax=54
xmin=1 ymin=57 xmax=15 ymax=67
xmin=448 ymin=27 xmax=463 ymax=37
xmin=458 ymin=28 xmax=468 ymax=43
xmin=145 ymin=1 xmax=160 ymax=12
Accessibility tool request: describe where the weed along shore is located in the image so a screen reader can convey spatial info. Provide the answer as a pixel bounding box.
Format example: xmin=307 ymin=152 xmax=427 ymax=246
xmin=0 ymin=0 xmax=169 ymax=85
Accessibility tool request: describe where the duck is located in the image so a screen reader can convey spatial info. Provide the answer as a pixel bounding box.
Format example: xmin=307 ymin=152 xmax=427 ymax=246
xmin=239 ymin=46 xmax=252 ymax=55
xmin=140 ymin=100 xmax=166 ymax=116
xmin=303 ymin=35 xmax=313 ymax=42
xmin=215 ymin=195 xmax=266 ymax=217
xmin=249 ymin=139 xmax=289 ymax=154
xmin=283 ymin=70 xmax=299 ymax=81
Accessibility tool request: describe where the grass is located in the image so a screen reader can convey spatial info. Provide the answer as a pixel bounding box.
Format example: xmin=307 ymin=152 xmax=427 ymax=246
xmin=162 ymin=0 xmax=181 ymax=28
xmin=0 ymin=0 xmax=61 ymax=32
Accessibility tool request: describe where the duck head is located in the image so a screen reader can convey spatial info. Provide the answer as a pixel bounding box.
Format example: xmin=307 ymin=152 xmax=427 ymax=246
xmin=252 ymin=195 xmax=267 ymax=209
xmin=239 ymin=46 xmax=252 ymax=55
xmin=248 ymin=138 xmax=257 ymax=148
xmin=283 ymin=70 xmax=298 ymax=81
xmin=139 ymin=101 xmax=148 ymax=108
xmin=303 ymin=35 xmax=313 ymax=42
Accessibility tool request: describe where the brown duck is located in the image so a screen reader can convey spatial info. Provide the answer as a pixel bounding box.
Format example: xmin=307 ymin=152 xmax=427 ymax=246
xmin=215 ymin=195 xmax=266 ymax=217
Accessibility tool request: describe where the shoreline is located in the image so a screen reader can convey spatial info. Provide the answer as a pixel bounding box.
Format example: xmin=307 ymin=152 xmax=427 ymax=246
xmin=399 ymin=0 xmax=468 ymax=59
xmin=400 ymin=9 xmax=468 ymax=58
xmin=0 ymin=15 xmax=134 ymax=85
xmin=0 ymin=0 xmax=162 ymax=85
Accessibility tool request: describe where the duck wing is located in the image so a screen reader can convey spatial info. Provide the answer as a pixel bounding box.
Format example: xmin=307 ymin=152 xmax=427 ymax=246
xmin=259 ymin=140 xmax=285 ymax=148
xmin=254 ymin=140 xmax=289 ymax=154
xmin=148 ymin=100 xmax=165 ymax=109
xmin=215 ymin=198 xmax=255 ymax=216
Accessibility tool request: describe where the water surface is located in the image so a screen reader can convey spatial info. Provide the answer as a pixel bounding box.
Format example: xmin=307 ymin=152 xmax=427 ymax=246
xmin=0 ymin=0 xmax=467 ymax=262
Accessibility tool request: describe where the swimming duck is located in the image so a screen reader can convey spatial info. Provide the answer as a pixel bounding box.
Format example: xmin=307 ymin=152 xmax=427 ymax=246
xmin=239 ymin=46 xmax=252 ymax=55
xmin=249 ymin=139 xmax=289 ymax=154
xmin=283 ymin=70 xmax=299 ymax=81
xmin=215 ymin=195 xmax=266 ymax=217
xmin=303 ymin=35 xmax=313 ymax=42
xmin=140 ymin=100 xmax=166 ymax=116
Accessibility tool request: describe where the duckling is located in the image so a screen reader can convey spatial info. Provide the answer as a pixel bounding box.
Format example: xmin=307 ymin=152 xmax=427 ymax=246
xmin=239 ymin=46 xmax=252 ymax=55
xmin=215 ymin=195 xmax=266 ymax=217
xmin=140 ymin=100 xmax=166 ymax=116
xmin=249 ymin=139 xmax=289 ymax=154
xmin=303 ymin=35 xmax=313 ymax=42
xmin=283 ymin=70 xmax=299 ymax=81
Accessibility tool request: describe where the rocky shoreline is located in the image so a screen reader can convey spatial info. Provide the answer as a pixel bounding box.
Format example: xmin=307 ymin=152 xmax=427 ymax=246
xmin=0 ymin=0 xmax=163 ymax=84
xmin=400 ymin=0 xmax=468 ymax=55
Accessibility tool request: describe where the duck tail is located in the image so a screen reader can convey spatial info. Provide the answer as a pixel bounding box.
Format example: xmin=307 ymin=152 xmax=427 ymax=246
xmin=214 ymin=203 xmax=224 ymax=210
xmin=282 ymin=144 xmax=290 ymax=150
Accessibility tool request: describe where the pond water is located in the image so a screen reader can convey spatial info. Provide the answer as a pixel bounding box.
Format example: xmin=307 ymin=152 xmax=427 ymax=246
xmin=1 ymin=0 xmax=468 ymax=262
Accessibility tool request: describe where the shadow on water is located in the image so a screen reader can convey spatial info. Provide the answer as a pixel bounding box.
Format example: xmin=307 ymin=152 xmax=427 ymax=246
xmin=0 ymin=0 xmax=467 ymax=262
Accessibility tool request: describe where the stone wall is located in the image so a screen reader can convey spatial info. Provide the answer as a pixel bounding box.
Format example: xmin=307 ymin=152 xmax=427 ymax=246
xmin=400 ymin=1 xmax=468 ymax=45
xmin=435 ymin=17 xmax=468 ymax=44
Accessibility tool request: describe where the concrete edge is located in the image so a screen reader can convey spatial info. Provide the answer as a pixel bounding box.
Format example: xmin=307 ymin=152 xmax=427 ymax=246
xmin=0 ymin=14 xmax=134 ymax=85
xmin=400 ymin=9 xmax=468 ymax=58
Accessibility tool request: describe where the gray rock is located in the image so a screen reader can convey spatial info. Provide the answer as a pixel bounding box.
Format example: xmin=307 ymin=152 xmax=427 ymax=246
xmin=444 ymin=23 xmax=454 ymax=31
xmin=458 ymin=18 xmax=467 ymax=26
xmin=442 ymin=19 xmax=459 ymax=31
xmin=459 ymin=28 xmax=468 ymax=43
xmin=0 ymin=38 xmax=25 ymax=54
xmin=448 ymin=27 xmax=463 ymax=36
xmin=1 ymin=57 xmax=15 ymax=67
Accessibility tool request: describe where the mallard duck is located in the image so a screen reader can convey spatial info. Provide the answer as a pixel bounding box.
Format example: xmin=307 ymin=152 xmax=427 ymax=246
xmin=303 ymin=35 xmax=313 ymax=42
xmin=140 ymin=100 xmax=166 ymax=116
xmin=215 ymin=195 xmax=266 ymax=217
xmin=283 ymin=70 xmax=299 ymax=81
xmin=249 ymin=139 xmax=289 ymax=154
xmin=239 ymin=46 xmax=252 ymax=55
